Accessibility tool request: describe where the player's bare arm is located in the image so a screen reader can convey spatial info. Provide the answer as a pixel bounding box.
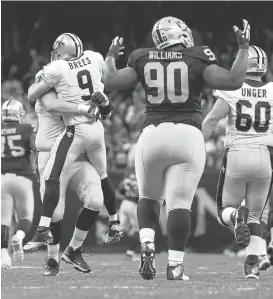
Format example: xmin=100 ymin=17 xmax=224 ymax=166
xmin=28 ymin=81 xmax=51 ymax=102
xmin=103 ymin=37 xmax=138 ymax=90
xmin=203 ymin=19 xmax=250 ymax=90
xmin=202 ymin=97 xmax=230 ymax=142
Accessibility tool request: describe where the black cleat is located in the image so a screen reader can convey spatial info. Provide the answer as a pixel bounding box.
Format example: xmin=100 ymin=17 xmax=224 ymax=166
xmin=234 ymin=206 xmax=250 ymax=248
xmin=245 ymin=255 xmax=260 ymax=279
xmin=167 ymin=264 xmax=190 ymax=281
xmin=61 ymin=246 xmax=91 ymax=273
xmin=23 ymin=226 xmax=53 ymax=252
xmin=105 ymin=220 xmax=124 ymax=244
xmin=139 ymin=242 xmax=156 ymax=280
xmin=267 ymin=241 xmax=273 ymax=265
xmin=43 ymin=257 xmax=60 ymax=276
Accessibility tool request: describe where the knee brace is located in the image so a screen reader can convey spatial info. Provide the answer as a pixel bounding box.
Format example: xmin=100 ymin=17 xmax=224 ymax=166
xmin=82 ymin=184 xmax=103 ymax=212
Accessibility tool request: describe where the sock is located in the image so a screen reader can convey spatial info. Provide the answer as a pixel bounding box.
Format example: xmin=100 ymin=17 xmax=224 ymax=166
xmin=137 ymin=198 xmax=160 ymax=231
xmin=39 ymin=216 xmax=51 ymax=228
xmin=139 ymin=228 xmax=155 ymax=244
xmin=17 ymin=219 xmax=32 ymax=235
xmin=101 ymin=177 xmax=117 ymax=216
xmin=246 ymin=235 xmax=264 ymax=256
xmin=128 ymin=233 xmax=139 ymax=251
xmin=168 ymin=209 xmax=191 ymax=252
xmin=109 ymin=214 xmax=118 ymax=222
xmin=41 ymin=178 xmax=60 ymax=223
xmin=260 ymin=238 xmax=267 ymax=256
xmin=168 ymin=250 xmax=185 ymax=267
xmin=1 ymin=225 xmax=9 ymax=249
xmin=49 ymin=221 xmax=62 ymax=245
xmin=220 ymin=207 xmax=237 ymax=226
xmin=48 ymin=243 xmax=60 ymax=262
xmin=76 ymin=207 xmax=100 ymax=231
xmin=69 ymin=227 xmax=88 ymax=250
xmin=15 ymin=230 xmax=26 ymax=240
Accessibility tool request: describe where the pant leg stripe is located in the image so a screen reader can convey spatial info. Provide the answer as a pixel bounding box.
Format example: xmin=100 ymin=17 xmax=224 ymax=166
xmin=49 ymin=126 xmax=75 ymax=179
xmin=216 ymin=148 xmax=229 ymax=211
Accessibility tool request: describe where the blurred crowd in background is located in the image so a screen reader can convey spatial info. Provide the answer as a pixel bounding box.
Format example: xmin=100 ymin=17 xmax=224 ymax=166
xmin=2 ymin=1 xmax=273 ymax=171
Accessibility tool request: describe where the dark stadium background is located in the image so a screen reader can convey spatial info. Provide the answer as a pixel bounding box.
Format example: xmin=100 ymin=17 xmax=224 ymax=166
xmin=2 ymin=1 xmax=273 ymax=253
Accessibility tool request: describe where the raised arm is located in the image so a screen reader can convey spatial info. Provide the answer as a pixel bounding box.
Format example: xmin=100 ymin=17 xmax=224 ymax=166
xmin=202 ymin=97 xmax=230 ymax=142
xmin=203 ymin=19 xmax=250 ymax=90
xmin=103 ymin=37 xmax=138 ymax=91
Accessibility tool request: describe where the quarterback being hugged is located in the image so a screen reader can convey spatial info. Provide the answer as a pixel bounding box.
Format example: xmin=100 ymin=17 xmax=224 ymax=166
xmin=103 ymin=17 xmax=251 ymax=281
xmin=1 ymin=100 xmax=36 ymax=269
xmin=203 ymin=46 xmax=273 ymax=279
xmin=28 ymin=33 xmax=124 ymax=261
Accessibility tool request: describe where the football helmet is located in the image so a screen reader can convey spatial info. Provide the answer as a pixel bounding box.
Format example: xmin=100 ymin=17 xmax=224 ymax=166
xmin=2 ymin=99 xmax=25 ymax=123
xmin=247 ymin=45 xmax=268 ymax=76
xmin=51 ymin=33 xmax=83 ymax=61
xmin=152 ymin=17 xmax=194 ymax=49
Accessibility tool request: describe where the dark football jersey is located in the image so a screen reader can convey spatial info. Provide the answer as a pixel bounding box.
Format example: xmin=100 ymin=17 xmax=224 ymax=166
xmin=1 ymin=121 xmax=34 ymax=177
xmin=127 ymin=46 xmax=217 ymax=130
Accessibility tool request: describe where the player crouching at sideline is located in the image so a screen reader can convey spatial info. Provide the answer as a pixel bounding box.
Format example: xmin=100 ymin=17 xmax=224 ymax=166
xmin=1 ymin=100 xmax=36 ymax=269
xmin=202 ymin=45 xmax=273 ymax=279
xmin=118 ymin=173 xmax=140 ymax=261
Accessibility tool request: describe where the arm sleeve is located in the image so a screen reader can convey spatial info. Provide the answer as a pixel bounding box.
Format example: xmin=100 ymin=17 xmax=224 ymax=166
xmin=127 ymin=49 xmax=141 ymax=71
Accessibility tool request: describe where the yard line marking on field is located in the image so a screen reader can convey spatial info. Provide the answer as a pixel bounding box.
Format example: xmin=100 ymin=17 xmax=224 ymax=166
xmin=12 ymin=266 xmax=42 ymax=269
xmin=22 ymin=286 xmax=44 ymax=289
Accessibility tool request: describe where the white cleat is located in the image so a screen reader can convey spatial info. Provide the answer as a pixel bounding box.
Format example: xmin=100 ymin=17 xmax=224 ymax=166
xmin=1 ymin=249 xmax=12 ymax=269
xmin=11 ymin=235 xmax=24 ymax=262
xmin=258 ymin=255 xmax=271 ymax=271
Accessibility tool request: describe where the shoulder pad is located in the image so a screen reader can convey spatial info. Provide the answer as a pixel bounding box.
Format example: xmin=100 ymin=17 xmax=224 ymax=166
xmin=185 ymin=46 xmax=217 ymax=64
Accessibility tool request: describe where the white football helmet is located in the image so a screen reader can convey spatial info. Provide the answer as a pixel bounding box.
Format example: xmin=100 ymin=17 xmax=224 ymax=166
xmin=2 ymin=99 xmax=25 ymax=123
xmin=51 ymin=33 xmax=83 ymax=61
xmin=152 ymin=17 xmax=194 ymax=49
xmin=247 ymin=45 xmax=268 ymax=76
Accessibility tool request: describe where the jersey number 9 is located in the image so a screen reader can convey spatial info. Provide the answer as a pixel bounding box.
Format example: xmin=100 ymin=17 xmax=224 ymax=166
xmin=236 ymin=100 xmax=271 ymax=133
xmin=77 ymin=70 xmax=94 ymax=101
xmin=144 ymin=61 xmax=189 ymax=104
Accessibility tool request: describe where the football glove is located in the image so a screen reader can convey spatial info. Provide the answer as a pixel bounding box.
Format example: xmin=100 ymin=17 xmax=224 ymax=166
xmin=233 ymin=19 xmax=250 ymax=49
xmin=91 ymin=91 xmax=109 ymax=107
xmin=106 ymin=36 xmax=124 ymax=61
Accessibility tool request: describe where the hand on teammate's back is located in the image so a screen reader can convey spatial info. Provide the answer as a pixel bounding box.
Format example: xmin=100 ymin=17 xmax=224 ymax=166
xmin=233 ymin=19 xmax=250 ymax=49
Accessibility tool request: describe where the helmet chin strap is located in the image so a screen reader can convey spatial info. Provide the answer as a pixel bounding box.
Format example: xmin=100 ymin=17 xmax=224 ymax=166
xmin=245 ymin=74 xmax=263 ymax=82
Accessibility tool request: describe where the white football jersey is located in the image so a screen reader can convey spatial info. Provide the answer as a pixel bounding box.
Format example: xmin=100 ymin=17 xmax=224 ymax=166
xmin=214 ymin=82 xmax=273 ymax=149
xmin=35 ymin=71 xmax=65 ymax=151
xmin=42 ymin=50 xmax=104 ymax=126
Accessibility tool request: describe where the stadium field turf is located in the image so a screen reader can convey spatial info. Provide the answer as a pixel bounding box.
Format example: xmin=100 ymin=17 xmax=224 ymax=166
xmin=2 ymin=252 xmax=273 ymax=299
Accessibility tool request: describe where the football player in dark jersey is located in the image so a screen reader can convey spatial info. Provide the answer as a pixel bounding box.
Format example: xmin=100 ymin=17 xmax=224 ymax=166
xmin=1 ymin=99 xmax=36 ymax=269
xmin=103 ymin=17 xmax=251 ymax=281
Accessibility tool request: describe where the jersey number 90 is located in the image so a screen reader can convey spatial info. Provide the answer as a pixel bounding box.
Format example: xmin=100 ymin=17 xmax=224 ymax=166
xmin=144 ymin=61 xmax=189 ymax=104
xmin=236 ymin=100 xmax=271 ymax=133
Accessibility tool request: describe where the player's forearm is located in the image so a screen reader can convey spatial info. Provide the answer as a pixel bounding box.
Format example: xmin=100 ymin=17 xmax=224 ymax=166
xmin=28 ymin=83 xmax=38 ymax=104
xmin=103 ymin=56 xmax=118 ymax=82
xmin=229 ymin=48 xmax=249 ymax=88
xmin=202 ymin=116 xmax=218 ymax=142
xmin=41 ymin=97 xmax=89 ymax=115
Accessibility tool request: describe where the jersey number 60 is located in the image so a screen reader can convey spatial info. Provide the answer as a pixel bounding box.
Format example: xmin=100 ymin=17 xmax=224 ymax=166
xmin=144 ymin=61 xmax=189 ymax=104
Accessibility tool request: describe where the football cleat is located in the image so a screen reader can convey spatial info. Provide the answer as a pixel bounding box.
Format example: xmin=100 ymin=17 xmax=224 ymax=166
xmin=244 ymin=255 xmax=260 ymax=279
xmin=267 ymin=241 xmax=273 ymax=265
xmin=61 ymin=246 xmax=91 ymax=273
xmin=167 ymin=264 xmax=190 ymax=281
xmin=104 ymin=220 xmax=124 ymax=244
xmin=11 ymin=235 xmax=24 ymax=262
xmin=43 ymin=257 xmax=60 ymax=276
xmin=139 ymin=242 xmax=156 ymax=280
xmin=1 ymin=249 xmax=12 ymax=269
xmin=234 ymin=206 xmax=250 ymax=248
xmin=23 ymin=226 xmax=53 ymax=252
xmin=258 ymin=255 xmax=271 ymax=271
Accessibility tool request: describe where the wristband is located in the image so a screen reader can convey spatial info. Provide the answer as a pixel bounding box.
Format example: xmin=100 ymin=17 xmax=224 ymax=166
xmin=78 ymin=104 xmax=89 ymax=113
xmin=106 ymin=51 xmax=118 ymax=61
xmin=239 ymin=42 xmax=249 ymax=50
xmin=99 ymin=101 xmax=113 ymax=116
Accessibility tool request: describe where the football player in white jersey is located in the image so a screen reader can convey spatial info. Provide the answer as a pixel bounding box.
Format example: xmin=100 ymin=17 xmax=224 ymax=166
xmin=27 ymin=33 xmax=123 ymax=257
xmin=202 ymin=45 xmax=273 ymax=279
